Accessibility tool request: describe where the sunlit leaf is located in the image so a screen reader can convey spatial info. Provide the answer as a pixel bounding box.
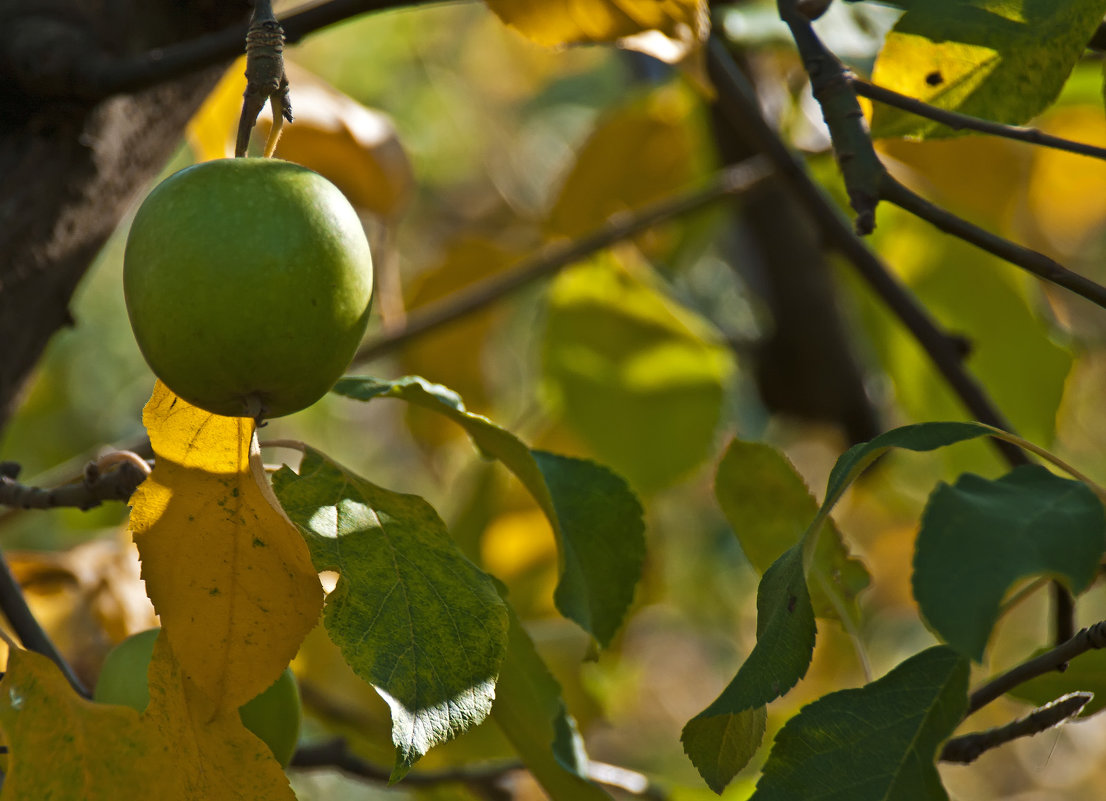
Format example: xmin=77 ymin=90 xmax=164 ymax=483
xmin=543 ymin=255 xmax=735 ymax=493
xmin=682 ymin=545 xmax=815 ymax=793
xmin=483 ymin=0 xmax=708 ymax=63
xmin=914 ymin=465 xmax=1106 ymax=661
xmin=491 ymin=605 xmax=613 ymax=801
xmin=715 ymin=439 xmax=870 ymax=623
xmin=0 ymin=643 xmax=293 ymax=800
xmin=751 ymin=646 xmax=969 ymax=801
xmin=870 ymin=0 xmax=1106 ymax=139
xmin=272 ymin=446 xmax=509 ymax=779
xmin=332 ymin=375 xmax=645 ymax=647
xmin=129 ymin=382 xmax=322 ymax=713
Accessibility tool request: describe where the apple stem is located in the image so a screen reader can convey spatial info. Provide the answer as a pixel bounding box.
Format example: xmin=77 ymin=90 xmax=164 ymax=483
xmin=235 ymin=0 xmax=293 ymax=158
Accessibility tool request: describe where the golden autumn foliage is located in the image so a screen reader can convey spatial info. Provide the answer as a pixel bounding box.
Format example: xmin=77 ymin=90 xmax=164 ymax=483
xmin=129 ymin=383 xmax=322 ymax=714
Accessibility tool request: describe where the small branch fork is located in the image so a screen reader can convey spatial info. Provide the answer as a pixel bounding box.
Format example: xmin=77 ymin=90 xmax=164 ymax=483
xmin=941 ymin=693 xmax=1092 ymax=764
xmin=936 ymin=621 xmax=1106 ymax=763
xmin=0 ymin=452 xmax=149 ymax=511
xmin=775 ymin=0 xmax=1106 ymax=314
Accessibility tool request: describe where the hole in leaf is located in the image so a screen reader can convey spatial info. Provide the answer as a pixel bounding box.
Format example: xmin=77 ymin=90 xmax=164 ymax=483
xmin=925 ymin=71 xmax=944 ymax=87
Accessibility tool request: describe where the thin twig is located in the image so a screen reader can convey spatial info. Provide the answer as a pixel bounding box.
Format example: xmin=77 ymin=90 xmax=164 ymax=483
xmin=967 ymin=621 xmax=1106 ymax=716
xmin=852 ymin=78 xmax=1106 ymax=162
xmin=0 ymin=457 xmax=149 ymax=511
xmin=941 ymin=693 xmax=1091 ymax=764
xmin=351 ymin=156 xmax=774 ymax=365
xmin=291 ymin=738 xmax=668 ymax=800
xmin=880 ymin=174 xmax=1106 ymax=311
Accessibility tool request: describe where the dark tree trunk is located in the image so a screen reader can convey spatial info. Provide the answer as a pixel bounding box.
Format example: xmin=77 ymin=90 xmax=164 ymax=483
xmin=0 ymin=1 xmax=251 ymax=431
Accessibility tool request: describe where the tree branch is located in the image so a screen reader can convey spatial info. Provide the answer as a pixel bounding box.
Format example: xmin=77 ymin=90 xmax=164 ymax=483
xmin=880 ymin=174 xmax=1106 ymax=311
xmin=6 ymin=0 xmax=442 ymax=101
xmin=760 ymin=7 xmax=1084 ymax=639
xmin=705 ymin=34 xmax=1027 ymax=465
xmin=291 ymin=738 xmax=668 ymax=800
xmin=851 ymin=78 xmax=1106 ymax=162
xmin=941 ymin=692 xmax=1091 ymax=764
xmin=351 ymin=156 xmax=774 ymax=365
xmin=967 ymin=621 xmax=1106 ymax=716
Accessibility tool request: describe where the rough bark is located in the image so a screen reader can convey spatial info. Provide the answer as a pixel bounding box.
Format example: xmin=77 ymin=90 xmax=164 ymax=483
xmin=0 ymin=1 xmax=251 ymax=431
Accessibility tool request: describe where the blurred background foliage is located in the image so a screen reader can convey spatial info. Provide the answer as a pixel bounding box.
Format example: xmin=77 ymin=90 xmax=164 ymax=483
xmin=3 ymin=0 xmax=1106 ymax=798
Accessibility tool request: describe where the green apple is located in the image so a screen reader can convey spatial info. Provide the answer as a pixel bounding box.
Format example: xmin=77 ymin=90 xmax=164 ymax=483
xmin=94 ymin=629 xmax=303 ymax=766
xmin=123 ymin=157 xmax=374 ymax=419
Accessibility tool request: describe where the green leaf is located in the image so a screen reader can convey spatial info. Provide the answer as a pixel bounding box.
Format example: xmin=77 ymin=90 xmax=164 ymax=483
xmin=715 ymin=439 xmax=870 ymax=622
xmin=271 ymin=447 xmax=510 ymax=779
xmin=870 ymin=0 xmax=1106 ymax=139
xmin=823 ymin=422 xmax=993 ymax=512
xmin=1007 ymin=648 xmax=1106 ymax=718
xmin=683 ymin=421 xmax=994 ymax=792
xmin=751 ymin=646 xmax=969 ymax=801
xmin=679 ymin=707 xmax=767 ymax=796
xmin=491 ymin=604 xmax=613 ymax=801
xmin=542 ymin=255 xmax=735 ymax=493
xmin=332 ymin=375 xmax=645 ymax=647
xmin=913 ymin=465 xmax=1106 ymax=661
xmin=682 ymin=545 xmax=815 ymax=792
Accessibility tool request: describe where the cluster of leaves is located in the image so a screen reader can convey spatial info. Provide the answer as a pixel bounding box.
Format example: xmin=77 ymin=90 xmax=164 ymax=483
xmin=7 ymin=0 xmax=1106 ymax=799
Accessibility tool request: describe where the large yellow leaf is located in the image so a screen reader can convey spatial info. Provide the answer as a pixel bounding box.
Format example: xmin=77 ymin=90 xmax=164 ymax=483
xmin=0 ymin=643 xmax=294 ymax=800
xmin=483 ymin=0 xmax=708 ymax=63
xmin=129 ymin=382 xmax=322 ymax=713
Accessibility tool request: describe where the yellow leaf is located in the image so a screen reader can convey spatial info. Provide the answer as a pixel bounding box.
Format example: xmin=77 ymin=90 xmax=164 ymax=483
xmin=129 ymin=381 xmax=322 ymax=713
xmin=0 ymin=643 xmax=294 ymax=800
xmin=186 ymin=59 xmax=414 ymax=218
xmin=186 ymin=56 xmax=246 ymax=162
xmin=259 ymin=63 xmax=414 ymax=219
xmin=546 ymin=86 xmax=703 ymax=243
xmin=484 ymin=0 xmax=708 ymax=63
